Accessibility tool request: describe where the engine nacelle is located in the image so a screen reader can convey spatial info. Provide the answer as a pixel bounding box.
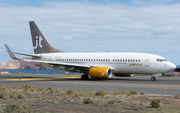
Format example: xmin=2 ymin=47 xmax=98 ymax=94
xmin=114 ymin=74 xmax=133 ymax=77
xmin=89 ymin=67 xmax=112 ymax=78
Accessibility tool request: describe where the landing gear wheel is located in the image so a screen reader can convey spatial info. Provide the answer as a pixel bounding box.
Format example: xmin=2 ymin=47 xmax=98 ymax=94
xmin=81 ymin=74 xmax=89 ymax=80
xmin=151 ymin=77 xmax=156 ymax=81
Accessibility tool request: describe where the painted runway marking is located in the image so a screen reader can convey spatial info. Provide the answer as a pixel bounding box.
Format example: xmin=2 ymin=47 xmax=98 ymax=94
xmin=5 ymin=76 xmax=80 ymax=81
xmin=5 ymin=76 xmax=180 ymax=89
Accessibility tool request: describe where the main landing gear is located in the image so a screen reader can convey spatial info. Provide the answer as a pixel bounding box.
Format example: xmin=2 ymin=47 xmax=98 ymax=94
xmin=151 ymin=77 xmax=156 ymax=81
xmin=81 ymin=74 xmax=89 ymax=80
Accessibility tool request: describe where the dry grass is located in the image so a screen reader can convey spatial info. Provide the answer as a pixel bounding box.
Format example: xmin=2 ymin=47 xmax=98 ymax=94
xmin=83 ymin=97 xmax=93 ymax=104
xmin=3 ymin=103 xmax=32 ymax=113
xmin=66 ymin=89 xmax=73 ymax=94
xmin=95 ymin=90 xmax=105 ymax=96
xmin=0 ymin=85 xmax=179 ymax=113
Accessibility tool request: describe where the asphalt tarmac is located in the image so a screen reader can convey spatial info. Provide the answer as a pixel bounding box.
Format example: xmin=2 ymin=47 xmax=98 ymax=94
xmin=0 ymin=74 xmax=180 ymax=95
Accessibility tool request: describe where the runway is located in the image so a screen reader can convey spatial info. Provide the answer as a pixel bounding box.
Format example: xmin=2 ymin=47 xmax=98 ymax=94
xmin=0 ymin=74 xmax=180 ymax=95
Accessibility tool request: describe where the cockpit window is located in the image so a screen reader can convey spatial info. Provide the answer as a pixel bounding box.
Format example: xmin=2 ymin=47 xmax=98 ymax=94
xmin=156 ymin=59 xmax=167 ymax=62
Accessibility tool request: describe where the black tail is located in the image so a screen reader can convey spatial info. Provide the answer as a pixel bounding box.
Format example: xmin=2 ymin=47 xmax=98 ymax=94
xmin=29 ymin=21 xmax=64 ymax=54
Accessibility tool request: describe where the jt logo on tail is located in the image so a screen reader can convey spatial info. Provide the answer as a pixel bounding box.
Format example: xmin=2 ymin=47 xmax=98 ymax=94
xmin=30 ymin=21 xmax=64 ymax=54
xmin=33 ymin=36 xmax=43 ymax=49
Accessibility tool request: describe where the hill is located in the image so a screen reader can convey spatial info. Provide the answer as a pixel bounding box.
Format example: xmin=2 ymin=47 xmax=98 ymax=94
xmin=0 ymin=58 xmax=52 ymax=70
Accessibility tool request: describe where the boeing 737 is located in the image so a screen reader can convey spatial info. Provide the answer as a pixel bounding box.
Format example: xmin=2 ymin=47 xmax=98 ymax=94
xmin=5 ymin=21 xmax=176 ymax=81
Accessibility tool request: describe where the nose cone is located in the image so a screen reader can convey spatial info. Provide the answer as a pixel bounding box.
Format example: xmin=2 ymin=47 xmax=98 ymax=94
xmin=167 ymin=62 xmax=176 ymax=71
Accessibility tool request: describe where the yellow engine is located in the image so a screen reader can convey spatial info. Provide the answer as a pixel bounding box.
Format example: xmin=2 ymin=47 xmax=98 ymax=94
xmin=114 ymin=74 xmax=133 ymax=77
xmin=89 ymin=67 xmax=112 ymax=78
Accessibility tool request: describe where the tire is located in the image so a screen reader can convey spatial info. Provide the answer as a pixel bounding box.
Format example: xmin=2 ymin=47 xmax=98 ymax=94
xmin=81 ymin=74 xmax=89 ymax=80
xmin=151 ymin=77 xmax=156 ymax=81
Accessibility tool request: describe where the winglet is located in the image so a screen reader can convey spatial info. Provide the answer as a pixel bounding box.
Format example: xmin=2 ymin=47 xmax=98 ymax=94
xmin=4 ymin=44 xmax=19 ymax=60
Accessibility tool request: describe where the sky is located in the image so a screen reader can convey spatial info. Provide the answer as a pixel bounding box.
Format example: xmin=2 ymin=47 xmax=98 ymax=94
xmin=0 ymin=0 xmax=180 ymax=65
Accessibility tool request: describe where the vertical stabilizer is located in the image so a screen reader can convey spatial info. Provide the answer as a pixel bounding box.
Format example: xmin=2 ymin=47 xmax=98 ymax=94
xmin=29 ymin=21 xmax=64 ymax=54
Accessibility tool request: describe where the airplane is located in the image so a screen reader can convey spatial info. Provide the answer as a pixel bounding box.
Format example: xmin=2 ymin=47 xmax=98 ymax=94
xmin=5 ymin=21 xmax=176 ymax=81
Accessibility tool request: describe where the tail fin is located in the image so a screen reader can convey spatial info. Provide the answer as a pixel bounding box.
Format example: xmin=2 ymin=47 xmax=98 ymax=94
xmin=29 ymin=21 xmax=64 ymax=54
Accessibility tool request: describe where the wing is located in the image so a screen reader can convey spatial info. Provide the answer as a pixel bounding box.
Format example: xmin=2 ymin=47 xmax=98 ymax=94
xmin=5 ymin=44 xmax=91 ymax=72
xmin=5 ymin=44 xmax=20 ymax=60
xmin=23 ymin=59 xmax=91 ymax=72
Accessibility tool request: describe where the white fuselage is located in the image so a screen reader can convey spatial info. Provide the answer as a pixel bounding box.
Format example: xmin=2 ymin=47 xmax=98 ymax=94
xmin=37 ymin=52 xmax=176 ymax=74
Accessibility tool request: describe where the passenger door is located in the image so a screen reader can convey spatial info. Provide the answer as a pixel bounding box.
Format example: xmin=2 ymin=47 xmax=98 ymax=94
xmin=145 ymin=57 xmax=150 ymax=67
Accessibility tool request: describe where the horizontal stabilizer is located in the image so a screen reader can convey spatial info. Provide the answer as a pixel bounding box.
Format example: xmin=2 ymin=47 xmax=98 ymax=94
xmin=12 ymin=52 xmax=41 ymax=58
